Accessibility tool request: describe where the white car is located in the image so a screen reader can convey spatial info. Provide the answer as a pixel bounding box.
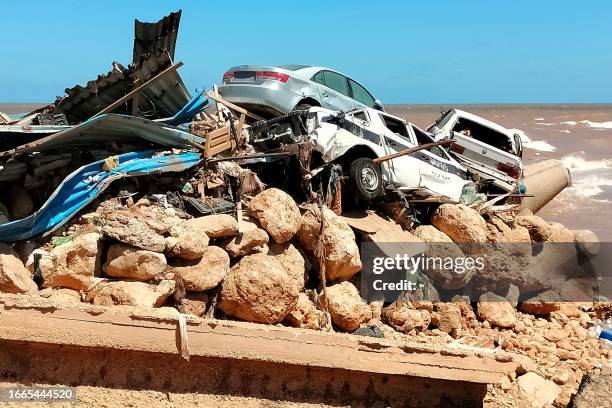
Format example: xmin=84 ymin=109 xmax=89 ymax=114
xmin=249 ymin=107 xmax=478 ymax=203
xmin=428 ymin=109 xmax=523 ymax=192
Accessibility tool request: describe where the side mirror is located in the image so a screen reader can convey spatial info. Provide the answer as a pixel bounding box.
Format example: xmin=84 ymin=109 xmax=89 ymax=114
xmin=373 ymin=100 xmax=384 ymax=111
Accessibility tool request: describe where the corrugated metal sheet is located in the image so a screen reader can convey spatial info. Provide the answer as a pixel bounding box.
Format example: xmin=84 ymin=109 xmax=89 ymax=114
xmin=52 ymin=52 xmax=191 ymax=124
xmin=52 ymin=63 xmax=132 ymax=124
xmin=0 ymin=114 xmax=204 ymax=158
xmin=0 ymin=124 xmax=72 ymax=151
xmin=132 ymin=51 xmax=191 ymax=118
xmin=133 ymin=10 xmax=181 ymax=63
xmin=0 ymin=150 xmax=201 ymax=241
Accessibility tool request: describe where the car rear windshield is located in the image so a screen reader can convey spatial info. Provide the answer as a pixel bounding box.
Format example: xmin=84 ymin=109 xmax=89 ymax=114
xmin=276 ymin=64 xmax=311 ymax=71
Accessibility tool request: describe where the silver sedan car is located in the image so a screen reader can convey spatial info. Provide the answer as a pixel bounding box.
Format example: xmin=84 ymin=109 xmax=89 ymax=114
xmin=218 ymin=65 xmax=383 ymax=117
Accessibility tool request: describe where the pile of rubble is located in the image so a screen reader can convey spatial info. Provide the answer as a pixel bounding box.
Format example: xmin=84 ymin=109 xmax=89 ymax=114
xmin=0 ymin=9 xmax=610 ymax=408
xmin=0 ymin=179 xmax=609 ymax=406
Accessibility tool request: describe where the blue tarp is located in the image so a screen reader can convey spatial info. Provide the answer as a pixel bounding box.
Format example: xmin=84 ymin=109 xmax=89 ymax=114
xmin=160 ymin=90 xmax=209 ymax=126
xmin=0 ymin=150 xmax=201 ymax=241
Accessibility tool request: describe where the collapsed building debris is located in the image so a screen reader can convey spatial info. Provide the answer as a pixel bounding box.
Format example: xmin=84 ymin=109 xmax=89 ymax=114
xmin=0 ymin=9 xmax=609 ymax=408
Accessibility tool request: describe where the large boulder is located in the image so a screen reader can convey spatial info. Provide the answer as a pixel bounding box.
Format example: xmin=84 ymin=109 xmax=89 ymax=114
xmin=103 ymin=244 xmax=167 ymax=281
xmin=320 ymin=281 xmax=371 ymax=332
xmin=485 ymin=216 xmax=531 ymax=243
xmin=8 ymin=186 xmax=34 ymax=219
xmin=431 ymin=204 xmax=487 ymax=243
xmin=547 ymin=222 xmax=575 ymax=243
xmin=284 ymin=293 xmax=328 ymax=330
xmin=170 ymin=246 xmax=230 ymax=291
xmin=0 ymin=243 xmax=37 ymax=294
xmin=165 ymin=223 xmax=209 ymax=260
xmin=219 ymin=253 xmax=299 ymax=324
xmin=267 ymin=242 xmax=309 ymax=291
xmin=247 ymin=188 xmax=301 ymax=244
xmin=413 ymin=225 xmax=452 ymax=242
xmin=517 ymin=372 xmax=560 ymax=408
xmin=26 ymin=233 xmax=102 ymax=291
xmin=185 ymin=214 xmax=239 ymax=239
xmin=85 ymin=279 xmax=176 ymax=308
xmin=476 ymin=292 xmax=516 ymax=328
xmin=572 ymin=229 xmax=599 ymax=259
xmin=413 ymin=225 xmax=474 ymax=289
xmin=570 ymin=365 xmax=612 ymax=408
xmin=298 ymin=204 xmax=361 ymax=282
xmin=515 ymin=215 xmax=553 ymax=242
xmin=431 ymin=302 xmax=463 ymax=338
xmin=101 ymin=212 xmax=166 ymax=252
xmin=383 ymin=301 xmax=431 ymax=333
xmin=222 ymin=228 xmax=269 ymax=257
xmin=519 ymin=290 xmax=564 ymax=316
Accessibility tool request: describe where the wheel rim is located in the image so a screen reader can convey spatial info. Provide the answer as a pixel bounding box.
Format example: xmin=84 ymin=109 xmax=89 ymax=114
xmin=360 ymin=167 xmax=379 ymax=191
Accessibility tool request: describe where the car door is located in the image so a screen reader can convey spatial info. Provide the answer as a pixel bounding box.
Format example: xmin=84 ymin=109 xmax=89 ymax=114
xmin=311 ymin=70 xmax=356 ymax=112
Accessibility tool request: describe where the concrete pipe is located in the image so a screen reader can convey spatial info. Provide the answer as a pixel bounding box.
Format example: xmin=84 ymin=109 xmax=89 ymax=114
xmin=517 ymin=159 xmax=571 ymax=214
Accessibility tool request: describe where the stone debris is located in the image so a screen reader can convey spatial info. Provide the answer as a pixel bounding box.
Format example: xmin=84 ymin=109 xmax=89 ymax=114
xmin=0 ymin=11 xmax=606 ymax=407
xmin=383 ymin=300 xmax=431 ymax=333
xmin=298 ymin=204 xmax=361 ymax=281
xmin=101 ymin=212 xmax=167 ymax=252
xmin=0 ymin=242 xmax=37 ymax=294
xmin=431 ymin=204 xmax=487 ymax=243
xmin=517 ymin=372 xmax=560 ymax=408
xmin=476 ymin=292 xmax=517 ymax=329
xmin=267 ymin=242 xmax=309 ymax=291
xmin=0 ymin=149 xmax=608 ymax=408
xmin=85 ymin=279 xmax=176 ymax=308
xmin=247 ymin=188 xmax=302 ymax=244
xmin=219 ymin=253 xmax=299 ymax=324
xmin=516 ymin=215 xmax=553 ymax=242
xmin=165 ymin=223 xmax=210 ymax=260
xmin=284 ymin=293 xmax=328 ymax=330
xmin=170 ymin=246 xmax=230 ymax=291
xmin=321 ymin=281 xmax=372 ymax=332
xmin=222 ymin=227 xmax=269 ymax=257
xmin=185 ymin=214 xmax=239 ymax=239
xmin=103 ymin=244 xmax=167 ymax=281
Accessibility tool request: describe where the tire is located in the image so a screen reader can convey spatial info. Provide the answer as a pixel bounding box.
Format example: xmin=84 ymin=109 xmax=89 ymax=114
xmin=349 ymin=158 xmax=383 ymax=201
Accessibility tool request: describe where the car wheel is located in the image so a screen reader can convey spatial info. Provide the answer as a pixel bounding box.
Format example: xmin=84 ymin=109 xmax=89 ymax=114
xmin=349 ymin=158 xmax=383 ymax=200
xmin=293 ymin=103 xmax=312 ymax=111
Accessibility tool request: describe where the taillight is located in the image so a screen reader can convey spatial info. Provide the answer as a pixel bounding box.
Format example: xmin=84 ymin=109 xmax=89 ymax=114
xmin=497 ymin=162 xmax=521 ymax=179
xmin=255 ymin=71 xmax=289 ymax=83
xmin=450 ymin=143 xmax=465 ymax=154
xmin=223 ymin=70 xmax=234 ymax=81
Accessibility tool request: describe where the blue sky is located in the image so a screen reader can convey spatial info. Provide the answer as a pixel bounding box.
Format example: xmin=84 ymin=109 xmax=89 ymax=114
xmin=1 ymin=0 xmax=610 ymax=103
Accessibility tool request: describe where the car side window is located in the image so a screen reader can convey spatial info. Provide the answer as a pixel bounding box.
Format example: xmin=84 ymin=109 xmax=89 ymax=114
xmin=349 ymin=79 xmax=376 ymax=107
xmin=384 ymin=136 xmax=408 ymax=152
xmin=312 ymin=71 xmax=325 ymax=85
xmin=322 ymin=71 xmax=350 ymax=96
xmin=412 ymin=125 xmax=448 ymax=159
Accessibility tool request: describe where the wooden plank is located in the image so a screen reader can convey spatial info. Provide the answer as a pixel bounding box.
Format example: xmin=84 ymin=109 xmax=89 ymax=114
xmin=373 ymin=140 xmax=454 ymax=164
xmin=92 ymin=62 xmax=184 ymax=118
xmin=206 ymin=90 xmax=265 ymax=121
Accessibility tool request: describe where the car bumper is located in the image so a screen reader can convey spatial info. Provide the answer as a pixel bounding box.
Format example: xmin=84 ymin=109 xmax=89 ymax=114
xmin=218 ymin=83 xmax=302 ymax=115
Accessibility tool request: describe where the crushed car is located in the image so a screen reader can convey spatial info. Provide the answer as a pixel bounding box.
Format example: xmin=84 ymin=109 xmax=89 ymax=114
xmin=248 ymin=107 xmax=486 ymax=204
xmin=428 ymin=109 xmax=524 ymax=193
